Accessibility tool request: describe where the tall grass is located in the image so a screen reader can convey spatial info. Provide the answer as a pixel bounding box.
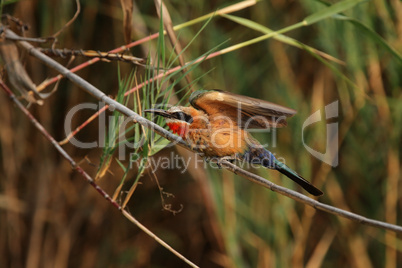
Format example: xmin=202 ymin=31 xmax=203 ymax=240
xmin=0 ymin=0 xmax=401 ymax=267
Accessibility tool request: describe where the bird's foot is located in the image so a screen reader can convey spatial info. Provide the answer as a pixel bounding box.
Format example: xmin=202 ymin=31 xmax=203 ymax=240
xmin=203 ymin=156 xmax=212 ymax=163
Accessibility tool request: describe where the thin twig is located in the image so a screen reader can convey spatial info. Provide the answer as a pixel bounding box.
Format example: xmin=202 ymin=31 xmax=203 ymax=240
xmin=3 ymin=36 xmax=49 ymax=43
xmin=0 ymin=79 xmax=199 ymax=268
xmin=38 ymin=48 xmax=146 ymax=65
xmin=6 ymin=28 xmax=402 ymax=235
xmin=52 ymin=0 xmax=81 ymax=38
xmin=35 ymin=32 xmax=160 ymax=91
xmin=121 ymin=210 xmax=195 ymax=266
xmin=219 ymin=161 xmax=402 ymax=234
xmin=32 ymin=0 xmax=258 ymax=90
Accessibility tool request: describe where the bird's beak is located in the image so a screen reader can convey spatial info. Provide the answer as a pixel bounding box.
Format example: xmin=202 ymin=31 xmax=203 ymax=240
xmin=143 ymin=109 xmax=171 ymax=118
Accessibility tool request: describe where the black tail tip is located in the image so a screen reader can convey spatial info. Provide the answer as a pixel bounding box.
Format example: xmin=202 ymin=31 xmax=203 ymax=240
xmin=306 ymin=186 xmax=324 ymax=197
xmin=276 ymin=165 xmax=324 ymax=196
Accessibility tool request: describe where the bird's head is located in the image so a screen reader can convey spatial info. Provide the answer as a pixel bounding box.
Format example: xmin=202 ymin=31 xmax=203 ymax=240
xmin=144 ymin=106 xmax=204 ymax=138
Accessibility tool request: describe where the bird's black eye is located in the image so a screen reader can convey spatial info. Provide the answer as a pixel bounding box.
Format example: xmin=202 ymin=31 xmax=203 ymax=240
xmin=173 ymin=112 xmax=193 ymax=123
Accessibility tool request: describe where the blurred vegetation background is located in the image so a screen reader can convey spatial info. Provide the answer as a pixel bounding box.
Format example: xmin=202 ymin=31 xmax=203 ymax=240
xmin=0 ymin=0 xmax=401 ymax=267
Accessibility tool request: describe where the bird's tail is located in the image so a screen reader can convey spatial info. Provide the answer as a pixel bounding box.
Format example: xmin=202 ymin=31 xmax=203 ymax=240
xmin=243 ymin=148 xmax=323 ymax=196
xmin=273 ymin=160 xmax=323 ymax=196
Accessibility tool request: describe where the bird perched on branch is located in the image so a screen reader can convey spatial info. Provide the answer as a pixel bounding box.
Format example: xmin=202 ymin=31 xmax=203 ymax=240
xmin=145 ymin=89 xmax=323 ymax=196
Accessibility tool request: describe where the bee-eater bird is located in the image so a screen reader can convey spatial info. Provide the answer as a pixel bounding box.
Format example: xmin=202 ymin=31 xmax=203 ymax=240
xmin=145 ymin=89 xmax=323 ymax=196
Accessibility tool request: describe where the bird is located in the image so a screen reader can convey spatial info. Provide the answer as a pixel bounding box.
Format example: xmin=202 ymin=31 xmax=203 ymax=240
xmin=144 ymin=89 xmax=323 ymax=196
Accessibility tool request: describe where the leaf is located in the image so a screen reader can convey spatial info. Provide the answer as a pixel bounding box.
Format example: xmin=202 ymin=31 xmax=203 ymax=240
xmin=222 ymin=14 xmax=344 ymax=65
xmin=95 ymin=153 xmax=114 ymax=180
xmin=120 ymin=0 xmax=133 ymax=44
xmin=0 ymin=40 xmax=40 ymax=103
xmin=303 ymin=0 xmax=367 ymax=25
xmin=176 ymin=0 xmax=258 ymax=30
xmin=154 ymin=0 xmax=192 ymax=84
xmin=220 ymin=0 xmax=367 ymax=56
xmin=150 ymin=138 xmax=171 ymax=155
xmin=334 ymin=14 xmax=402 ymax=64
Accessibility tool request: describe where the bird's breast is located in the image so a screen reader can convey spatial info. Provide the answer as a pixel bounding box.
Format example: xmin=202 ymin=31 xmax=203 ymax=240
xmin=187 ymin=126 xmax=248 ymax=157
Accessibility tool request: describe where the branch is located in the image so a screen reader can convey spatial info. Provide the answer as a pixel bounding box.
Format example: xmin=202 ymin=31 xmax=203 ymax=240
xmin=0 ymin=79 xmax=199 ymax=268
xmin=220 ymin=161 xmax=402 ymax=233
xmin=5 ymin=28 xmax=402 ymax=236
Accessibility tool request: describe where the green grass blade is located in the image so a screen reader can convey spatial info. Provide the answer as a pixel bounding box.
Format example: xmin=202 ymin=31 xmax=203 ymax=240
xmin=220 ymin=0 xmax=367 ymax=55
xmin=166 ymin=13 xmax=215 ymax=69
xmin=303 ymin=0 xmax=367 ymax=25
xmin=222 ymin=14 xmax=344 ymax=64
xmin=334 ymin=14 xmax=402 ymax=64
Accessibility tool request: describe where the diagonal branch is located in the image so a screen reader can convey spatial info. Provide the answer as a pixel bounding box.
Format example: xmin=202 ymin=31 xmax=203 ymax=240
xmin=5 ymin=28 xmax=402 ymax=235
xmin=220 ymin=161 xmax=402 ymax=233
xmin=0 ymin=79 xmax=199 ymax=268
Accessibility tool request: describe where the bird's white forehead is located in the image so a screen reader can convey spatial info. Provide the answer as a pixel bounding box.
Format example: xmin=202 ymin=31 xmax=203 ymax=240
xmin=165 ymin=118 xmax=189 ymax=124
xmin=168 ymin=106 xmax=184 ymax=113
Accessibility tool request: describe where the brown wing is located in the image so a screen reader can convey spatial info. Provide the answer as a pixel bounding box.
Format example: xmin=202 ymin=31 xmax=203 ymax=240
xmin=189 ymin=89 xmax=296 ymax=129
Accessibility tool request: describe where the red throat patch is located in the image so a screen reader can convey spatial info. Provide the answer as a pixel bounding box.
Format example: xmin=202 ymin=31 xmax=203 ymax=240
xmin=166 ymin=122 xmax=188 ymax=138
